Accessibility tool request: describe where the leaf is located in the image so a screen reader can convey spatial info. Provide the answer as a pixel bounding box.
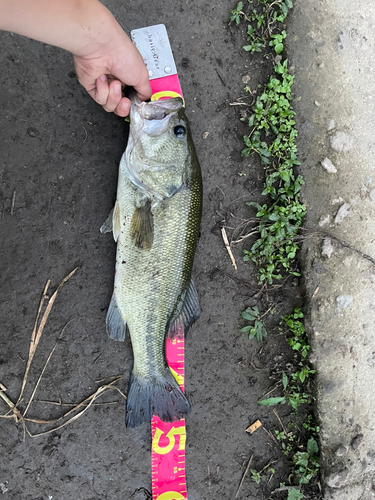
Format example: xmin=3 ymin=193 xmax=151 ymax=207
xmin=241 ymin=311 xmax=256 ymax=321
xmin=274 ymin=43 xmax=284 ymax=54
xmin=295 ymin=452 xmax=309 ymax=467
xmin=287 ymin=488 xmax=304 ymax=500
xmin=307 ymin=437 xmax=319 ymax=456
xmin=240 ymin=326 xmax=252 ymax=333
xmin=282 ymin=371 xmax=288 ymax=389
xmin=257 ymin=397 xmax=286 ymax=406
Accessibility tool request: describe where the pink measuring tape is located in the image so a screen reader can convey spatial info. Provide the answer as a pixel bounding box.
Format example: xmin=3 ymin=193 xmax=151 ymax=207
xmin=131 ymin=25 xmax=188 ymax=500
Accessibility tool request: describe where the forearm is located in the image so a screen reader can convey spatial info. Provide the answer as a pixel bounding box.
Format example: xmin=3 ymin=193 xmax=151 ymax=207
xmin=0 ymin=0 xmax=125 ymax=55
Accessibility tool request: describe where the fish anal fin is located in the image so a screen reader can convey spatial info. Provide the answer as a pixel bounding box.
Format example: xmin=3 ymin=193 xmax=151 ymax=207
xmin=129 ymin=199 xmax=154 ymax=250
xmin=168 ymin=278 xmax=200 ymax=340
xmin=106 ymin=293 xmax=127 ymax=341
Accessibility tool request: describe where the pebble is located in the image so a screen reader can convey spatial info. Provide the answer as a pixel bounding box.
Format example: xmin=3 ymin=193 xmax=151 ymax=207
xmin=315 ymin=100 xmax=320 ymax=107
xmin=0 ymin=484 xmax=8 ymax=494
xmin=319 ymin=214 xmax=331 ymax=227
xmin=321 ymin=157 xmax=337 ymax=173
xmin=327 ymin=119 xmax=335 ymax=131
xmin=130 ymin=489 xmax=152 ymax=500
xmin=330 ymin=131 xmax=353 ymax=153
xmin=242 ymin=75 xmax=251 ymax=84
xmin=369 ymin=188 xmax=375 ymax=201
xmin=334 ymin=202 xmax=351 ymax=224
xmin=336 ymin=294 xmax=353 ymax=310
xmin=331 ymin=197 xmax=344 ymax=204
xmin=27 ymin=127 xmax=39 ymax=137
xmin=322 ymin=237 xmax=334 ymax=258
xmin=335 ymin=444 xmax=348 ymax=456
xmin=202 ymin=132 xmax=209 ymax=140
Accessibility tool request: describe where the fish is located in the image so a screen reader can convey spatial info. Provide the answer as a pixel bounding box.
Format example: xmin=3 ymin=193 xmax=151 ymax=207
xmin=101 ymin=94 xmax=202 ymax=428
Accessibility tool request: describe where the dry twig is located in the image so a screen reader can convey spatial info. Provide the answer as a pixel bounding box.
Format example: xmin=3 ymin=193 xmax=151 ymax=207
xmin=221 ymin=227 xmax=237 ymax=270
xmin=235 ymin=454 xmax=254 ymax=499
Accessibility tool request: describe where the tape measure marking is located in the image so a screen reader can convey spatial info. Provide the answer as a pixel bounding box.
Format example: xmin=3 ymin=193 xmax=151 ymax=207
xmin=151 ymin=325 xmax=188 ymax=500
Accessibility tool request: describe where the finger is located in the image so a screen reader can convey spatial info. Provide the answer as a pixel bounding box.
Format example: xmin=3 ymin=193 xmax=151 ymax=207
xmin=114 ymin=97 xmax=131 ymax=117
xmin=95 ymin=74 xmax=110 ymax=105
xmin=102 ymin=80 xmax=123 ymax=113
xmin=134 ymin=67 xmax=152 ymax=101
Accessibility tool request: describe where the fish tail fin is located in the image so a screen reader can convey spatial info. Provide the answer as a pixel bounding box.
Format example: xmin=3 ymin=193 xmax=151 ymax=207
xmin=125 ymin=368 xmax=191 ymax=428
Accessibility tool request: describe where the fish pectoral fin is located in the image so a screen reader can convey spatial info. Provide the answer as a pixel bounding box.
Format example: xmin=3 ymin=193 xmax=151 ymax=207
xmin=129 ymin=199 xmax=154 ymax=250
xmin=168 ymin=278 xmax=201 ymax=340
xmin=106 ymin=293 xmax=128 ymax=341
xmin=100 ymin=201 xmax=121 ymax=243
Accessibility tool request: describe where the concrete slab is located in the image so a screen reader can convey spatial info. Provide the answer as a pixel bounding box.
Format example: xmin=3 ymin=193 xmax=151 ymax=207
xmin=289 ymin=0 xmax=375 ymax=498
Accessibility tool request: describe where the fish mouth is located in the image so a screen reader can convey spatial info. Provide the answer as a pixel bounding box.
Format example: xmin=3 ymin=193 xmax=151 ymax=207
xmin=129 ymin=94 xmax=184 ymax=139
xmin=130 ymin=94 xmax=183 ymax=122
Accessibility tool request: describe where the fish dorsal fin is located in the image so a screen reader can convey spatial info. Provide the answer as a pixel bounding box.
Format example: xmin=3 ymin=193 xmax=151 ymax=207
xmin=168 ymin=278 xmax=201 ymax=339
xmin=130 ymin=199 xmax=154 ymax=250
xmin=100 ymin=201 xmax=121 ymax=243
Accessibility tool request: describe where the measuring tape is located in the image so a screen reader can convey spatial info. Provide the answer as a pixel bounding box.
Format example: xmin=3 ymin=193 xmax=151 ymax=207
xmin=131 ymin=25 xmax=188 ymax=500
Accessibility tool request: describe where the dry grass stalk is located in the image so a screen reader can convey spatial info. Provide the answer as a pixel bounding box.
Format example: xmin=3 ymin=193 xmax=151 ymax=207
xmin=23 ymin=318 xmax=76 ymax=417
xmin=11 ymin=190 xmax=16 ymax=215
xmin=17 ymin=268 xmax=78 ymax=405
xmin=235 ymin=453 xmax=254 ymax=499
xmin=221 ymin=227 xmax=237 ymax=270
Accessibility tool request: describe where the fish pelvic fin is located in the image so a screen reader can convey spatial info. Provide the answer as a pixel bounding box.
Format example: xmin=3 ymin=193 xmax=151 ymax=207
xmin=129 ymin=199 xmax=154 ymax=250
xmin=106 ymin=293 xmax=127 ymax=341
xmin=168 ymin=278 xmax=200 ymax=340
xmin=125 ymin=368 xmax=191 ymax=428
xmin=100 ymin=201 xmax=121 ymax=242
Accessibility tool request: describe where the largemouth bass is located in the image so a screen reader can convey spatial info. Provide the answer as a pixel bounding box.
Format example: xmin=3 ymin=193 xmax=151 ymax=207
xmin=101 ymin=95 xmax=202 ymax=428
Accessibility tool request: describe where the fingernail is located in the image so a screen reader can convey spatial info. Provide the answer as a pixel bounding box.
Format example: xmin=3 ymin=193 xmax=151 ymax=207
xmin=114 ymin=83 xmax=121 ymax=95
xmin=99 ymin=74 xmax=107 ymax=82
xmin=121 ymin=101 xmax=129 ymax=111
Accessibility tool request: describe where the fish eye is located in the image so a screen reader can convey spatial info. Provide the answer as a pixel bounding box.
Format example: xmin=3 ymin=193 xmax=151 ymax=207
xmin=173 ymin=125 xmax=186 ymax=137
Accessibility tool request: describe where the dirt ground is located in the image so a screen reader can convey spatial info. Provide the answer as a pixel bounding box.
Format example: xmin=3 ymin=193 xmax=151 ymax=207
xmin=0 ymin=2 xmax=310 ymax=499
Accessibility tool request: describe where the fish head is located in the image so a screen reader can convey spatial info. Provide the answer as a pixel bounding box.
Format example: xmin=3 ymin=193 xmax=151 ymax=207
xmin=125 ymin=95 xmax=194 ymax=199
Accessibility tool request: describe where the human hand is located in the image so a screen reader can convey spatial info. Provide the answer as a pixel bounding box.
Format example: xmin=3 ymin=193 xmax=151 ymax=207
xmin=73 ymin=28 xmax=151 ymax=117
xmin=0 ymin=0 xmax=151 ymax=116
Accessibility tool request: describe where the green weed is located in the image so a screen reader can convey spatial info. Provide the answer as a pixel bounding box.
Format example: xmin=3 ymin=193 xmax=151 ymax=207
xmin=242 ymin=60 xmax=305 ymax=283
xmin=287 ymin=489 xmax=304 ymax=500
xmin=240 ymin=306 xmax=268 ymax=341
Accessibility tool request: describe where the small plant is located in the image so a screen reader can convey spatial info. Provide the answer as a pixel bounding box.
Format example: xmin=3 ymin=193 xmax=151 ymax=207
xmin=269 ymin=30 xmax=287 ymax=54
xmin=293 ymin=437 xmax=320 ymax=484
xmin=240 ymin=306 xmax=268 ymax=341
xmin=230 ymin=1 xmax=245 ymax=25
xmin=249 ymin=462 xmax=275 ymax=484
xmin=249 ymin=468 xmax=263 ymax=484
xmin=287 ymin=489 xmax=304 ymax=500
xmin=257 ymin=310 xmax=315 ymax=411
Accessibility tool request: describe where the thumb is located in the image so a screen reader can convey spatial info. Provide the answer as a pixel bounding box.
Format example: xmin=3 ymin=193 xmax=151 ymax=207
xmin=132 ymin=66 xmax=152 ymax=102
